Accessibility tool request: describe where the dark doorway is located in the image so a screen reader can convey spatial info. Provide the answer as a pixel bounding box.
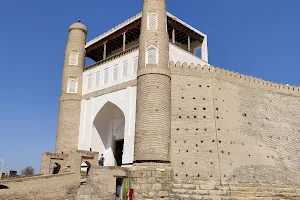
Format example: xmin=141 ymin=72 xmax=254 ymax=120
xmin=52 ymin=163 xmax=61 ymax=174
xmin=116 ymin=178 xmax=123 ymax=200
xmin=115 ymin=140 xmax=124 ymax=166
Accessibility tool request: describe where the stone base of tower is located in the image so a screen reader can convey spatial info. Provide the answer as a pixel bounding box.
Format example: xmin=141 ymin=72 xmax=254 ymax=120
xmin=129 ymin=163 xmax=173 ymax=200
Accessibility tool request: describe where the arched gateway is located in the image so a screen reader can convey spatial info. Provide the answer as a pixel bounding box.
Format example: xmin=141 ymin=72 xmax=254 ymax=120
xmin=93 ymin=102 xmax=125 ymax=166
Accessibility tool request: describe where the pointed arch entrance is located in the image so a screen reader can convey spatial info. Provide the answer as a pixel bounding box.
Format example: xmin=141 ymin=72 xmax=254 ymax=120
xmin=93 ymin=101 xmax=125 ymax=166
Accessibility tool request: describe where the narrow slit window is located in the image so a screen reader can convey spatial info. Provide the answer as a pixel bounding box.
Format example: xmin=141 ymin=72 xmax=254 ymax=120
xmin=122 ymin=61 xmax=128 ymax=77
xmin=87 ymin=74 xmax=92 ymax=89
xmin=104 ymin=68 xmax=109 ymax=84
xmin=67 ymin=77 xmax=78 ymax=93
xmin=148 ymin=12 xmax=157 ymax=30
xmin=147 ymin=46 xmax=157 ymax=64
xmin=113 ymin=65 xmax=118 ymax=81
xmin=95 ymin=71 xmax=100 ymax=87
xmin=133 ymin=57 xmax=138 ymax=74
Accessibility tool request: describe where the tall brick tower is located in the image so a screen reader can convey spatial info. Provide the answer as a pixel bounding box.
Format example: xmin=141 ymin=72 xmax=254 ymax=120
xmin=130 ymin=0 xmax=173 ymax=199
xmin=135 ymin=0 xmax=171 ymax=163
xmin=55 ymin=21 xmax=87 ymax=153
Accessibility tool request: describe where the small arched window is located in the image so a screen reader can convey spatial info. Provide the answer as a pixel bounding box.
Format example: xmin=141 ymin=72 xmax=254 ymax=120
xmin=147 ymin=46 xmax=157 ymax=64
xmin=67 ymin=77 xmax=78 ymax=93
xmin=95 ymin=71 xmax=100 ymax=87
xmin=148 ymin=12 xmax=157 ymax=30
xmin=52 ymin=163 xmax=61 ymax=175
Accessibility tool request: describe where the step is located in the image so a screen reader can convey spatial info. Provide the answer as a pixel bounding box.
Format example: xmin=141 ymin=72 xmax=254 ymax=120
xmin=170 ymin=193 xmax=190 ymax=199
xmin=170 ymin=194 xmax=231 ymax=200
xmin=229 ymin=197 xmax=284 ymax=200
xmin=172 ymin=188 xmax=189 ymax=194
xmin=191 ymin=195 xmax=229 ymax=200
xmin=188 ymin=190 xmax=210 ymax=195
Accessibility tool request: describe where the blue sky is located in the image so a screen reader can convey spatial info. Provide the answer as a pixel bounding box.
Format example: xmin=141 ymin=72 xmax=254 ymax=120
xmin=0 ymin=0 xmax=299 ymax=173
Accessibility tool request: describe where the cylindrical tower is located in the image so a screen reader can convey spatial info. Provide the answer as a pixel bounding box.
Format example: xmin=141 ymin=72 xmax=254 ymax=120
xmin=134 ymin=0 xmax=171 ymax=162
xmin=55 ymin=21 xmax=87 ymax=153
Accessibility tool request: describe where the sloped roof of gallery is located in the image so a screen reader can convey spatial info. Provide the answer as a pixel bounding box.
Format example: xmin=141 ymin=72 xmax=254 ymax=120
xmin=85 ymin=12 xmax=207 ymax=48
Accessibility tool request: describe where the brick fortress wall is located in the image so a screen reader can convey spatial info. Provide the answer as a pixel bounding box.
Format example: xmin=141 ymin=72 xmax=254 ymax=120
xmin=169 ymin=61 xmax=300 ymax=199
xmin=0 ymin=173 xmax=80 ymax=200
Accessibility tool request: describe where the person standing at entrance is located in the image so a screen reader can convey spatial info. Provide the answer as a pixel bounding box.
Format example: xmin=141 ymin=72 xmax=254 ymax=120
xmin=98 ymin=154 xmax=105 ymax=166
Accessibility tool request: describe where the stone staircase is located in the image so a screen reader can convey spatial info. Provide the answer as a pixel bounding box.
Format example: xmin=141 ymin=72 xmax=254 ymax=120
xmin=170 ymin=182 xmax=300 ymax=200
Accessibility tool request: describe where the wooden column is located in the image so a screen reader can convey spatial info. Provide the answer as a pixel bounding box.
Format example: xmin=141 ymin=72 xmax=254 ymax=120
xmin=123 ymin=32 xmax=126 ymax=51
xmin=103 ymin=42 xmax=107 ymax=59
xmin=202 ymin=37 xmax=208 ymax=62
xmin=188 ymin=36 xmax=191 ymax=52
xmin=172 ymin=29 xmax=175 ymax=44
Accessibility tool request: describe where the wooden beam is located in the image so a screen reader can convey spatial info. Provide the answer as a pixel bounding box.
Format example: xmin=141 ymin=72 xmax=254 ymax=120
xmin=167 ymin=20 xmax=201 ymax=41
xmin=86 ymin=19 xmax=141 ymax=54
xmin=126 ymin=30 xmax=137 ymax=39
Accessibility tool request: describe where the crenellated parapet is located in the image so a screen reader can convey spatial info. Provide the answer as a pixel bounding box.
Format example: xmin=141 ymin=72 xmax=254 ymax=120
xmin=169 ymin=61 xmax=300 ymax=96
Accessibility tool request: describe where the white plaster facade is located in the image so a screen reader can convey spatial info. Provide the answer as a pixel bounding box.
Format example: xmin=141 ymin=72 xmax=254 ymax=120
xmin=79 ymin=42 xmax=209 ymax=166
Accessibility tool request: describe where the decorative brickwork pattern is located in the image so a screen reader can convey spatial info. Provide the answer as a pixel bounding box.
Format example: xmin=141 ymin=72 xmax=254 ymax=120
xmin=129 ymin=163 xmax=173 ymax=200
xmin=56 ymin=22 xmax=87 ymax=153
xmin=135 ymin=74 xmax=171 ymax=161
xmin=134 ymin=0 xmax=171 ymax=162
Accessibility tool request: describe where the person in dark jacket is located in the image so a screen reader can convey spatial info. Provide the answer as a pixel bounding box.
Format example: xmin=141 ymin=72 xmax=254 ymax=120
xmin=98 ymin=154 xmax=105 ymax=166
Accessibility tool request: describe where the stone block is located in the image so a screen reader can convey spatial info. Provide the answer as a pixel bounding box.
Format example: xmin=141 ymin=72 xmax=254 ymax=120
xmin=141 ymin=171 xmax=151 ymax=177
xmin=182 ymin=184 xmax=196 ymax=189
xmin=153 ymin=183 xmax=162 ymax=190
xmin=209 ymin=190 xmax=227 ymax=196
xmin=153 ymin=171 xmax=163 ymax=177
xmin=148 ymin=191 xmax=156 ymax=198
xmin=141 ymin=184 xmax=152 ymax=190
xmin=134 ymin=171 xmax=142 ymax=178
xmin=172 ymin=184 xmax=182 ymax=189
xmin=156 ymin=168 xmax=166 ymax=172
xmin=137 ymin=177 xmax=147 ymax=184
xmin=132 ymin=166 xmax=148 ymax=171
xmin=161 ymin=183 xmax=171 ymax=191
xmin=172 ymin=188 xmax=187 ymax=194
xmin=158 ymin=191 xmax=169 ymax=197
xmin=131 ymin=183 xmax=140 ymax=190
xmin=158 ymin=198 xmax=170 ymax=200
xmin=147 ymin=177 xmax=156 ymax=184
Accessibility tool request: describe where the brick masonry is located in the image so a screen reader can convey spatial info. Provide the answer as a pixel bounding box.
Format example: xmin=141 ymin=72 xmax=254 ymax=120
xmin=134 ymin=0 xmax=171 ymax=163
xmin=129 ymin=163 xmax=173 ymax=200
xmin=55 ymin=22 xmax=87 ymax=153
xmin=13 ymin=0 xmax=300 ymax=197
xmin=0 ymin=173 xmax=80 ymax=200
xmin=169 ymin=62 xmax=300 ymax=199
